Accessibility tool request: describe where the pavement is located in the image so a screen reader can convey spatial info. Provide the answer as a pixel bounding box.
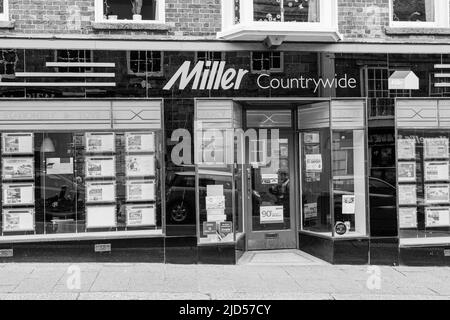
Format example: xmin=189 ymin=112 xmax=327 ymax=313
xmin=0 ymin=250 xmax=448 ymax=300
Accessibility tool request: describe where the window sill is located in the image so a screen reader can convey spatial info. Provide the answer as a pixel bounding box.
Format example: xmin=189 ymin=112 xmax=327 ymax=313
xmin=92 ymin=21 xmax=171 ymax=31
xmin=0 ymin=20 xmax=15 ymax=29
xmin=385 ymin=26 xmax=450 ymax=35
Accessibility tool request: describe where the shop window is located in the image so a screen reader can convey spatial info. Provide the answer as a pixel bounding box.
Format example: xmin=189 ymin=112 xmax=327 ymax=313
xmin=0 ymin=49 xmax=17 ymax=79
xmin=96 ymin=0 xmax=165 ymax=22
xmin=253 ymin=0 xmax=320 ymax=22
xmin=196 ymin=52 xmax=225 ymax=63
xmin=390 ymin=0 xmax=449 ymax=27
xmin=251 ymin=52 xmax=283 ymax=74
xmin=0 ymin=131 xmax=162 ymax=239
xmin=55 ymin=50 xmax=93 ymax=73
xmin=0 ymin=0 xmax=8 ymax=21
xmin=363 ymin=66 xmax=410 ymax=118
xmin=127 ymin=51 xmax=163 ymax=76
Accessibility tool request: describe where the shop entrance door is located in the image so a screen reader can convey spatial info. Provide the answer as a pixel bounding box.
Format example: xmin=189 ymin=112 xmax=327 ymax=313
xmin=245 ymin=131 xmax=297 ymax=250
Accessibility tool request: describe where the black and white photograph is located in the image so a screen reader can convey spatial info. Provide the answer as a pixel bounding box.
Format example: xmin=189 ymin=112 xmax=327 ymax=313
xmin=0 ymin=0 xmax=449 ymax=309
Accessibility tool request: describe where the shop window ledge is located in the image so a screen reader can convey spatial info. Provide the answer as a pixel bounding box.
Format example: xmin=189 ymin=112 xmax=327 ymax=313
xmin=0 ymin=20 xmax=15 ymax=29
xmin=91 ymin=21 xmax=171 ymax=31
xmin=385 ymin=26 xmax=450 ymax=35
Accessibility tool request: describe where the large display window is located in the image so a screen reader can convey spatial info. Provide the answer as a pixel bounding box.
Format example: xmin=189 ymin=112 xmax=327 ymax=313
xmin=0 ymin=130 xmax=162 ymax=238
xmin=299 ymin=101 xmax=368 ymax=238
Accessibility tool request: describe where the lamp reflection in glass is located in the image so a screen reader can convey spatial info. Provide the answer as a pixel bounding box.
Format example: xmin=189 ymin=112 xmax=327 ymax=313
xmin=40 ymin=137 xmax=55 ymax=153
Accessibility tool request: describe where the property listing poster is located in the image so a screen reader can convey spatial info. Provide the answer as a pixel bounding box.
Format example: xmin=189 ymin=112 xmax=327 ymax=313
xmin=86 ymin=181 xmax=116 ymax=203
xmin=398 ymin=184 xmax=417 ymax=205
xmin=2 ymin=158 xmax=34 ymax=180
xmin=2 ymin=133 xmax=33 ymax=155
xmin=126 ymin=155 xmax=155 ymax=177
xmin=2 ymin=183 xmax=34 ymax=206
xmin=397 ymin=139 xmax=416 ymax=160
xmin=424 ymin=161 xmax=450 ymax=182
xmin=125 ymin=132 xmax=155 ymax=153
xmin=86 ymin=157 xmax=116 ymax=178
xmin=85 ymin=133 xmax=115 ymax=153
xmin=86 ymin=205 xmax=117 ymax=229
xmin=126 ymin=180 xmax=155 ymax=202
xmin=425 ymin=207 xmax=450 ymax=227
xmin=126 ymin=204 xmax=156 ymax=227
xmin=399 ymin=207 xmax=418 ymax=229
xmin=425 ymin=184 xmax=450 ymax=204
xmin=2 ymin=209 xmax=34 ymax=232
xmin=424 ymin=138 xmax=449 ymax=159
xmin=398 ymin=162 xmax=416 ymax=182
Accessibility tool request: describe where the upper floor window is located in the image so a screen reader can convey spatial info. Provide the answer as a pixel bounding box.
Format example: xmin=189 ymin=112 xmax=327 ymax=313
xmin=95 ymin=0 xmax=165 ymax=23
xmin=196 ymin=52 xmax=225 ymax=63
xmin=55 ymin=50 xmax=93 ymax=73
xmin=253 ymin=0 xmax=319 ymax=23
xmin=251 ymin=52 xmax=283 ymax=74
xmin=390 ymin=0 xmax=449 ymax=27
xmin=127 ymin=51 xmax=163 ymax=76
xmin=0 ymin=49 xmax=17 ymax=79
xmin=0 ymin=0 xmax=9 ymax=21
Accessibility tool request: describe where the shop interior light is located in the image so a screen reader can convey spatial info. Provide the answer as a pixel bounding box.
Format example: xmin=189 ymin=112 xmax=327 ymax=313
xmin=40 ymin=137 xmax=55 ymax=153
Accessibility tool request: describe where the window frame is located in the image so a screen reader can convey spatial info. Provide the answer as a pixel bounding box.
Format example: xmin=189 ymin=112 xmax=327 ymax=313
xmin=389 ymin=0 xmax=450 ymax=28
xmin=250 ymin=52 xmax=284 ymax=74
xmin=126 ymin=51 xmax=164 ymax=77
xmin=195 ymin=52 xmax=226 ymax=63
xmin=94 ymin=0 xmax=166 ymax=23
xmin=54 ymin=50 xmax=94 ymax=73
xmin=0 ymin=0 xmax=9 ymax=21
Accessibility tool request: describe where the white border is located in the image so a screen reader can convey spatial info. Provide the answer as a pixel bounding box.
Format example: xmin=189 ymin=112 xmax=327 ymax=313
xmin=0 ymin=0 xmax=8 ymax=21
xmin=95 ymin=0 xmax=165 ymax=23
xmin=389 ymin=0 xmax=449 ymax=28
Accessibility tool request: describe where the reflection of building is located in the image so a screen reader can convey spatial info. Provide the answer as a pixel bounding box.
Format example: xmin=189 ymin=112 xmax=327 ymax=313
xmin=0 ymin=0 xmax=449 ymax=266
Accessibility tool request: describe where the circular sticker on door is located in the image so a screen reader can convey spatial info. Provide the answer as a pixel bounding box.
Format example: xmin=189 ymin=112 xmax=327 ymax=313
xmin=335 ymin=221 xmax=347 ymax=235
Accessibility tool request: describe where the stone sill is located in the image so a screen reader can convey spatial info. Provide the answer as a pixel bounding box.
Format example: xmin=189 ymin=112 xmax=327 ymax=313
xmin=0 ymin=20 xmax=15 ymax=29
xmin=385 ymin=26 xmax=450 ymax=35
xmin=91 ymin=21 xmax=171 ymax=31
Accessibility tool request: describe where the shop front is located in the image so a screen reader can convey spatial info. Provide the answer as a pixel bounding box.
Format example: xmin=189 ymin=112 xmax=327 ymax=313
xmin=0 ymin=48 xmax=449 ymax=265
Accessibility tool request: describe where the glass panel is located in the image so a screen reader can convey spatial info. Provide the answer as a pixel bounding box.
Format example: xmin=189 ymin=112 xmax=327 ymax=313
xmin=283 ymin=0 xmax=320 ymax=22
xmin=332 ymin=130 xmax=367 ymax=237
xmin=234 ymin=0 xmax=240 ymax=24
xmin=246 ymin=109 xmax=292 ymax=128
xmin=197 ymin=167 xmax=235 ymax=244
xmin=106 ymin=0 xmax=156 ymax=20
xmin=253 ymin=0 xmax=282 ymax=22
xmin=397 ymin=130 xmax=450 ymax=241
xmin=392 ymin=0 xmax=435 ymax=22
xmin=250 ymin=136 xmax=291 ymax=231
xmin=301 ymin=129 xmax=332 ymax=233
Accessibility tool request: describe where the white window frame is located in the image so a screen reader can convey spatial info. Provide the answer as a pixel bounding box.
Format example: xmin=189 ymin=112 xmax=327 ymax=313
xmin=389 ymin=0 xmax=449 ymax=28
xmin=250 ymin=52 xmax=284 ymax=74
xmin=94 ymin=0 xmax=165 ymax=23
xmin=0 ymin=0 xmax=9 ymax=21
xmin=127 ymin=51 xmax=164 ymax=77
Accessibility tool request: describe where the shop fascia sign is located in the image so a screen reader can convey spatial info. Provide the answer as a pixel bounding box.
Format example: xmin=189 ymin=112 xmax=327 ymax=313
xmin=163 ymin=60 xmax=358 ymax=92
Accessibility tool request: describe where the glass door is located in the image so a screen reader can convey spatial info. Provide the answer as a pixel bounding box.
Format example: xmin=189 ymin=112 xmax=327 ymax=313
xmin=245 ymin=131 xmax=297 ymax=250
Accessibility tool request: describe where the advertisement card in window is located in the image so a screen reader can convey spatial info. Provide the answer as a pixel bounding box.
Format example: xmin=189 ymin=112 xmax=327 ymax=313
xmin=86 ymin=205 xmax=116 ymax=229
xmin=126 ymin=204 xmax=156 ymax=227
xmin=2 ymin=133 xmax=34 ymax=155
xmin=424 ymin=138 xmax=449 ymax=159
xmin=85 ymin=133 xmax=115 ymax=153
xmin=125 ymin=132 xmax=155 ymax=153
xmin=126 ymin=180 xmax=155 ymax=202
xmin=399 ymin=207 xmax=417 ymax=229
xmin=425 ymin=184 xmax=450 ymax=204
xmin=425 ymin=207 xmax=450 ymax=227
xmin=397 ymin=139 xmax=416 ymax=160
xmin=342 ymin=195 xmax=356 ymax=214
xmin=2 ymin=157 xmax=34 ymax=180
xmin=2 ymin=183 xmax=34 ymax=206
xmin=305 ymin=154 xmax=322 ymax=172
xmin=86 ymin=156 xmax=116 ymax=178
xmin=398 ymin=184 xmax=417 ymax=205
xmin=125 ymin=155 xmax=155 ymax=177
xmin=424 ymin=161 xmax=450 ymax=182
xmin=398 ymin=162 xmax=416 ymax=182
xmin=86 ymin=181 xmax=116 ymax=203
xmin=2 ymin=208 xmax=34 ymax=232
xmin=260 ymin=206 xmax=284 ymax=224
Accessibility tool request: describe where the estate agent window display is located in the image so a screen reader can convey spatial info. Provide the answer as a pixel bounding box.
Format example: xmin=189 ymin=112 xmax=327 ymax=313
xmin=0 ymin=131 xmax=162 ymax=238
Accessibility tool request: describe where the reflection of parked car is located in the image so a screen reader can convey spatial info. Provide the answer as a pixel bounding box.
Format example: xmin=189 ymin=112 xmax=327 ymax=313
xmin=318 ymin=177 xmax=397 ymax=237
xmin=166 ymin=170 xmax=232 ymax=224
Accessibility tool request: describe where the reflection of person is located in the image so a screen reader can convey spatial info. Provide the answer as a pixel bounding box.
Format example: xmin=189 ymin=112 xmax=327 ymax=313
xmin=50 ymin=185 xmax=73 ymax=210
xmin=270 ymin=170 xmax=290 ymax=202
